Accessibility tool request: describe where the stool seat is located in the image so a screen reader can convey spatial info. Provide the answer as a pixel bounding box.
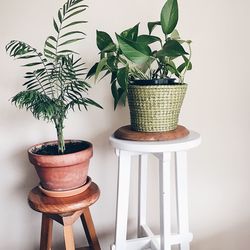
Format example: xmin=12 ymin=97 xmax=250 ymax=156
xmin=28 ymin=182 xmax=100 ymax=214
xmin=28 ymin=182 xmax=101 ymax=250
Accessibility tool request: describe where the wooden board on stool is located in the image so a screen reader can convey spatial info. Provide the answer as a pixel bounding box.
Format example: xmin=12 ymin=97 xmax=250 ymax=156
xmin=114 ymin=125 xmax=189 ymax=141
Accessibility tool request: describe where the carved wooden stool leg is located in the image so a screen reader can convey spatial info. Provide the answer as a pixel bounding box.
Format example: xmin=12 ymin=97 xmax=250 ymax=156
xmin=40 ymin=214 xmax=53 ymax=250
xmin=81 ymin=207 xmax=101 ymax=250
xmin=28 ymin=183 xmax=100 ymax=250
xmin=63 ymin=225 xmax=75 ymax=250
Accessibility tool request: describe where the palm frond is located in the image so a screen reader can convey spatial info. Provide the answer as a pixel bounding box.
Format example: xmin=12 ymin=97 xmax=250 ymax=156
xmin=66 ymin=97 xmax=102 ymax=111
xmin=11 ymin=90 xmax=57 ymax=121
xmin=6 ymin=41 xmax=55 ymax=96
xmin=44 ymin=0 xmax=87 ymax=59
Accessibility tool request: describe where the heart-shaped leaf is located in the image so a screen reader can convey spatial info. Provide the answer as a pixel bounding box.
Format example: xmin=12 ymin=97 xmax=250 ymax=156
xmin=156 ymin=40 xmax=187 ymax=58
xmin=116 ymin=34 xmax=151 ymax=65
xmin=147 ymin=21 xmax=161 ymax=34
xmin=137 ymin=35 xmax=162 ymax=45
xmin=120 ymin=23 xmax=139 ymax=41
xmin=97 ymin=30 xmax=116 ymax=52
xmin=161 ymin=0 xmax=178 ymax=35
xmin=95 ymin=57 xmax=108 ymax=81
xmin=117 ymin=67 xmax=128 ymax=90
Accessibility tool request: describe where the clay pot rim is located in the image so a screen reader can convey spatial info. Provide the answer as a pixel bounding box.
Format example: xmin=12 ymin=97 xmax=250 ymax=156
xmin=27 ymin=139 xmax=93 ymax=157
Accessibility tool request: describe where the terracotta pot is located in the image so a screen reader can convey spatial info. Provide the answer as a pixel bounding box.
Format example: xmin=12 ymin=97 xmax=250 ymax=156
xmin=28 ymin=140 xmax=93 ymax=191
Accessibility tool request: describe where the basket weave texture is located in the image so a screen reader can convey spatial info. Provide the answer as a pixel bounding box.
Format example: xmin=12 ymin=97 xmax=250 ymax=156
xmin=128 ymin=84 xmax=187 ymax=132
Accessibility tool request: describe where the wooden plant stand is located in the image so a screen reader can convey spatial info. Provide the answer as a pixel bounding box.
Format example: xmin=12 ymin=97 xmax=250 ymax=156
xmin=28 ymin=182 xmax=101 ymax=250
xmin=110 ymin=129 xmax=201 ymax=250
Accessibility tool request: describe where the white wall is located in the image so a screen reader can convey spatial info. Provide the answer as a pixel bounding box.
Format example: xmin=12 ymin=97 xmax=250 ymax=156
xmin=1 ymin=0 xmax=250 ymax=249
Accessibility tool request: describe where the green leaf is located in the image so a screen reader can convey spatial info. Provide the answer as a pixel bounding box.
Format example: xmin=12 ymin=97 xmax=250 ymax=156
xmin=57 ymin=49 xmax=78 ymax=54
xmin=58 ymin=9 xmax=63 ymax=23
xmin=24 ymin=74 xmax=35 ymax=79
xmin=86 ymin=63 xmax=98 ymax=78
xmin=9 ymin=43 xmax=21 ymax=56
xmin=176 ymin=55 xmax=192 ymax=74
xmin=119 ymin=88 xmax=127 ymax=106
xmin=102 ymin=43 xmax=117 ymax=53
xmin=177 ymin=62 xmax=186 ymax=73
xmin=67 ymin=4 xmax=88 ymax=13
xmin=137 ymin=35 xmax=162 ymax=45
xmin=45 ymin=40 xmax=56 ymax=50
xmin=58 ymin=38 xmax=84 ymax=46
xmin=116 ymin=34 xmax=151 ymax=65
xmin=44 ymin=49 xmax=56 ymax=57
xmin=23 ymin=78 xmax=36 ymax=86
xmin=62 ymin=21 xmax=87 ymax=29
xmin=138 ymin=57 xmax=155 ymax=74
xmin=95 ymin=57 xmax=108 ymax=81
xmin=156 ymin=40 xmax=187 ymax=57
xmin=63 ymin=4 xmax=67 ymax=15
xmin=70 ymin=0 xmax=84 ymax=7
xmin=107 ymin=55 xmax=117 ymax=71
xmin=85 ymin=98 xmax=103 ymax=109
xmin=182 ymin=55 xmax=192 ymax=70
xmin=6 ymin=40 xmax=15 ymax=51
xmin=99 ymin=70 xmax=111 ymax=81
xmin=46 ymin=36 xmax=57 ymax=43
xmin=96 ymin=30 xmax=116 ymax=52
xmin=117 ymin=67 xmax=128 ymax=90
xmin=111 ymin=71 xmax=117 ymax=82
xmin=166 ymin=60 xmax=178 ymax=75
xmin=18 ymin=55 xmax=38 ymax=59
xmin=147 ymin=21 xmax=161 ymax=34
xmin=6 ymin=41 xmax=35 ymax=58
xmin=53 ymin=18 xmax=59 ymax=33
xmin=64 ymin=8 xmax=86 ymax=21
xmin=120 ymin=23 xmax=139 ymax=41
xmin=22 ymin=62 xmax=43 ymax=67
xmin=160 ymin=0 xmax=178 ymax=35
xmin=60 ymin=31 xmax=86 ymax=38
xmin=170 ymin=29 xmax=180 ymax=40
xmin=111 ymin=81 xmax=119 ymax=109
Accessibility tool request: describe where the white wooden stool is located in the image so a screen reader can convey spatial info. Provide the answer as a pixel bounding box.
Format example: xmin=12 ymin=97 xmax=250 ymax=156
xmin=110 ymin=131 xmax=201 ymax=250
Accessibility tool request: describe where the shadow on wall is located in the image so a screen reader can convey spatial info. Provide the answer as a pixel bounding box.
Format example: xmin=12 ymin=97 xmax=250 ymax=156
xmin=5 ymin=148 xmax=41 ymax=250
xmin=191 ymin=219 xmax=250 ymax=250
xmin=10 ymin=149 xmax=39 ymax=192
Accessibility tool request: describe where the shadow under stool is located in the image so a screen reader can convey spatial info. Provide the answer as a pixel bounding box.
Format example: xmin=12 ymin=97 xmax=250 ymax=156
xmin=28 ymin=182 xmax=101 ymax=250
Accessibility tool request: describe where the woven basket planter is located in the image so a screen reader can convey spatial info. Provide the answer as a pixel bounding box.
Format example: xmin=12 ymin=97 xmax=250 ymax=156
xmin=127 ymin=84 xmax=187 ymax=132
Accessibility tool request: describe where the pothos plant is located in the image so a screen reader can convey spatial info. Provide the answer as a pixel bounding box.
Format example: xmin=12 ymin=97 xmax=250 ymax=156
xmin=6 ymin=0 xmax=101 ymax=154
xmin=87 ymin=0 xmax=192 ymax=109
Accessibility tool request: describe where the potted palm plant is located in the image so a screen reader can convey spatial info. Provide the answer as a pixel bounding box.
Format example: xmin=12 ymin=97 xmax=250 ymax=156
xmin=88 ymin=0 xmax=191 ymax=132
xmin=6 ymin=0 xmax=102 ymax=194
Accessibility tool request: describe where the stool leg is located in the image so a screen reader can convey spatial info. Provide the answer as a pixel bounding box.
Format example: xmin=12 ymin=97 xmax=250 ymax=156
xmin=81 ymin=207 xmax=101 ymax=250
xmin=40 ymin=214 xmax=53 ymax=250
xmin=114 ymin=150 xmax=132 ymax=250
xmin=175 ymin=151 xmax=190 ymax=250
xmin=63 ymin=225 xmax=75 ymax=250
xmin=138 ymin=154 xmax=148 ymax=237
xmin=159 ymin=152 xmax=171 ymax=250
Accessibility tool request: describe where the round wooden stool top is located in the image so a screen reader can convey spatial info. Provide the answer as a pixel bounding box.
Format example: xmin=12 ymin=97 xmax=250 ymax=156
xmin=28 ymin=182 xmax=100 ymax=214
xmin=114 ymin=125 xmax=189 ymax=141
